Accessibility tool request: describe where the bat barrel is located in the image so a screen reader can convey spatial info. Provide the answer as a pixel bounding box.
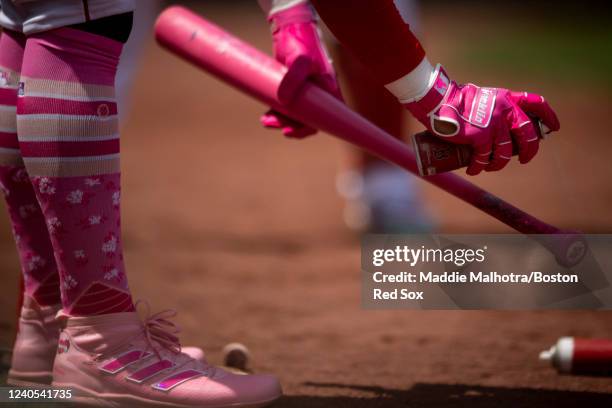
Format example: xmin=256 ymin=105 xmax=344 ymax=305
xmin=155 ymin=6 xmax=285 ymax=108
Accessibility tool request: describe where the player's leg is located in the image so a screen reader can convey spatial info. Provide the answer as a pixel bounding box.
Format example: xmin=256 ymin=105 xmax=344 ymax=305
xmin=3 ymin=5 xmax=203 ymax=387
xmin=0 ymin=30 xmax=61 ymax=309
xmin=330 ymin=0 xmax=433 ymax=232
xmin=116 ymin=0 xmax=162 ymax=117
xmin=0 ymin=29 xmax=63 ymax=386
xmin=17 ymin=13 xmax=136 ymax=316
xmin=14 ymin=14 xmax=280 ymax=406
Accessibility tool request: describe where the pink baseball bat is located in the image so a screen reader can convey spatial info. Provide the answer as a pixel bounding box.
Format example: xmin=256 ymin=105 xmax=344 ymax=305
xmin=154 ymin=6 xmax=586 ymax=267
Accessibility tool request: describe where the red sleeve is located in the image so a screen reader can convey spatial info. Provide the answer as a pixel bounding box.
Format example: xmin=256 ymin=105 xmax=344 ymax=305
xmin=311 ymin=0 xmax=426 ymax=84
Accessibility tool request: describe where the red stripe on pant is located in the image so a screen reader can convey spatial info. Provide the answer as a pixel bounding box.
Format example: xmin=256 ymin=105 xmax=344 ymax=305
xmin=0 ymin=132 xmax=19 ymax=149
xmin=19 ymin=139 xmax=119 ymax=157
xmin=0 ymin=87 xmax=18 ymax=105
xmin=17 ymin=97 xmax=118 ymax=116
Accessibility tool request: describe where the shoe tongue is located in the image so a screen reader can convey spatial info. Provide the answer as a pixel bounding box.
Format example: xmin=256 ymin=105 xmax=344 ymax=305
xmin=64 ymin=312 xmax=144 ymax=355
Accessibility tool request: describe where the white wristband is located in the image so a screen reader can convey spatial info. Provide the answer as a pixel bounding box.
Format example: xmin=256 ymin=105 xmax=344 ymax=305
xmin=384 ymin=58 xmax=437 ymax=103
xmin=258 ymin=0 xmax=308 ymax=16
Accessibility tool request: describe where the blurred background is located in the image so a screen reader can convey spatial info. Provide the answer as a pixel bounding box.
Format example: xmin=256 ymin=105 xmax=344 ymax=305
xmin=1 ymin=0 xmax=611 ymax=405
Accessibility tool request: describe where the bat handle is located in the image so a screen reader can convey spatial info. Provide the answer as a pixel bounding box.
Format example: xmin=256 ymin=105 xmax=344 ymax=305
xmin=434 ymin=180 xmax=587 ymax=268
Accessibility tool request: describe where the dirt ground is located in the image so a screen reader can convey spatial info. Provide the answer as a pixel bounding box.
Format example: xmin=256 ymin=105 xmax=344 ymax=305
xmin=1 ymin=2 xmax=611 ymax=407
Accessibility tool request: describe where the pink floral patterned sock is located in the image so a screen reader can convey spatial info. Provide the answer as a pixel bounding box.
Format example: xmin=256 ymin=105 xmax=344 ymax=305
xmin=0 ymin=30 xmax=61 ymax=306
xmin=17 ymin=27 xmax=134 ymax=315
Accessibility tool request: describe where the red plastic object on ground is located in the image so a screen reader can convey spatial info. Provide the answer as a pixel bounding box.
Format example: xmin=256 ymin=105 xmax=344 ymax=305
xmin=540 ymin=337 xmax=612 ymax=375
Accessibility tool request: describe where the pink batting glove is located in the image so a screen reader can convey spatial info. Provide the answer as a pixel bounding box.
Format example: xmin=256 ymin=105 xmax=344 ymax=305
xmin=404 ymin=65 xmax=560 ymax=175
xmin=261 ymin=1 xmax=342 ymax=139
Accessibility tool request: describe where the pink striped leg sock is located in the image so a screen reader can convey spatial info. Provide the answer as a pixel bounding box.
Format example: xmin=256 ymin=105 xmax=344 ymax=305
xmin=17 ymin=27 xmax=134 ymax=316
xmin=0 ymin=30 xmax=61 ymax=306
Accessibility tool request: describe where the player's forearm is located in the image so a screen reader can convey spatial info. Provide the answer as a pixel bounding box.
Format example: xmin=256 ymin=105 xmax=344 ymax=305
xmin=310 ymin=0 xmax=433 ymax=101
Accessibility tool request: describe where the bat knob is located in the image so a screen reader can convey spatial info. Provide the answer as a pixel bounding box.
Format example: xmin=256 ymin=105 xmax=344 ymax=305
xmin=559 ymin=235 xmax=588 ymax=267
xmin=546 ymin=232 xmax=588 ymax=268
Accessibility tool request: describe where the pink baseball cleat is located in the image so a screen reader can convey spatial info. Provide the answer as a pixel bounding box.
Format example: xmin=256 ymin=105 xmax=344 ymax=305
xmin=52 ymin=307 xmax=282 ymax=407
xmin=8 ymin=296 xmax=61 ymax=386
xmin=7 ymin=297 xmax=207 ymax=388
